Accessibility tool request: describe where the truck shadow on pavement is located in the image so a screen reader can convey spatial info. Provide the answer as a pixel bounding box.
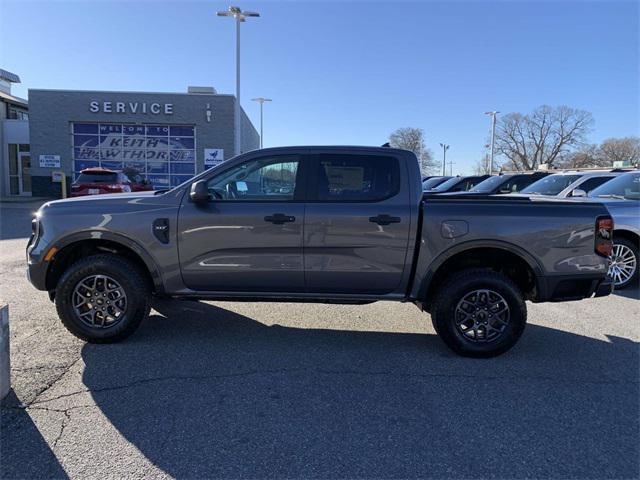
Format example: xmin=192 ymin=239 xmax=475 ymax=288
xmin=1 ymin=391 xmax=68 ymax=479
xmin=72 ymin=300 xmax=640 ymax=479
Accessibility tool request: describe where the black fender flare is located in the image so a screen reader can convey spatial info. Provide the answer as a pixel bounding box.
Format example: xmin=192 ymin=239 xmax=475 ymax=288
xmin=417 ymin=239 xmax=546 ymax=301
xmin=48 ymin=230 xmax=165 ymax=293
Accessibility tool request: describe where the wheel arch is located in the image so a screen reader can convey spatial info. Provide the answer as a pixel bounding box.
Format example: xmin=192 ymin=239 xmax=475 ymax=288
xmin=613 ymin=228 xmax=639 ymax=246
xmin=418 ymin=241 xmax=543 ymax=309
xmin=45 ymin=232 xmax=164 ymax=294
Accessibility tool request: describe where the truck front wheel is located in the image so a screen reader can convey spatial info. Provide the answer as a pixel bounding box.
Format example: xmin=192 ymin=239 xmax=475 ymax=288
xmin=55 ymin=254 xmax=151 ymax=343
xmin=430 ymin=269 xmax=527 ymax=358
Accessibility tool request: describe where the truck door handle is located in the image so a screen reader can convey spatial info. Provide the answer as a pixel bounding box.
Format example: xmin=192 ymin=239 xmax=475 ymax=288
xmin=369 ymin=214 xmax=401 ymax=226
xmin=264 ymin=213 xmax=296 ymax=224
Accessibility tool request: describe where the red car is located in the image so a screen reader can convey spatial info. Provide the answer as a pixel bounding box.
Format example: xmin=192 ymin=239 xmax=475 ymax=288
xmin=71 ymin=168 xmax=153 ymax=197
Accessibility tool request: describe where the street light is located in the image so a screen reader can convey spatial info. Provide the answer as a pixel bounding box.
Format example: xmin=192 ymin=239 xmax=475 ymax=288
xmin=439 ymin=143 xmax=450 ymax=176
xmin=251 ymin=97 xmax=272 ymax=149
xmin=484 ymin=111 xmax=499 ymax=174
xmin=217 ymin=6 xmax=260 ymax=156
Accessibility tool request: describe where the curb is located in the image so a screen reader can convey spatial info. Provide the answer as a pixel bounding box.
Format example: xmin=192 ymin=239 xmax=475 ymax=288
xmin=0 ymin=304 xmax=10 ymax=400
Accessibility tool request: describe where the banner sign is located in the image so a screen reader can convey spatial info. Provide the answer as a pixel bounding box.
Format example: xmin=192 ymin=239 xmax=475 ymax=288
xmin=204 ymin=149 xmax=224 ymax=167
xmin=39 ymin=155 xmax=61 ymax=168
xmin=71 ymin=123 xmax=196 ymax=188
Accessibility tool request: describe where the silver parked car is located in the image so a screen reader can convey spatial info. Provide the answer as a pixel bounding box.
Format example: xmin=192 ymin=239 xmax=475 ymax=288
xmin=521 ymin=170 xmax=623 ymax=198
xmin=588 ymin=171 xmax=639 ymax=289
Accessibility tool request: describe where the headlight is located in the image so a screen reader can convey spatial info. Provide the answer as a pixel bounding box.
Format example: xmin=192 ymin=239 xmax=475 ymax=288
xmin=27 ymin=217 xmax=42 ymax=250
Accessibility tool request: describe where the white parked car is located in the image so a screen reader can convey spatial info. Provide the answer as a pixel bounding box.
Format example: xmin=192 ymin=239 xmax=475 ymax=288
xmin=520 ymin=170 xmax=625 ymax=198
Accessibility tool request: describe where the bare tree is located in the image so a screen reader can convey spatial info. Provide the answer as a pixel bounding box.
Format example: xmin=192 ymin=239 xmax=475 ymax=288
xmin=599 ymin=136 xmax=640 ymax=166
xmin=389 ymin=127 xmax=438 ymax=175
xmin=556 ymin=136 xmax=640 ymax=168
xmin=556 ymin=144 xmax=602 ymax=168
xmin=473 ymin=153 xmax=492 ymax=175
xmin=495 ymin=105 xmax=594 ymax=170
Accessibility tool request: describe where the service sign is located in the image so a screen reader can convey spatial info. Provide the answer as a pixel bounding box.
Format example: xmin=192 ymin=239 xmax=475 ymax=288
xmin=204 ymin=149 xmax=224 ymax=167
xmin=39 ymin=155 xmax=61 ymax=168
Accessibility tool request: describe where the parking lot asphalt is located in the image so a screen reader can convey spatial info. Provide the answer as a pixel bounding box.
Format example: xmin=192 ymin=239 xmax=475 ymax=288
xmin=1 ymin=201 xmax=638 ymax=479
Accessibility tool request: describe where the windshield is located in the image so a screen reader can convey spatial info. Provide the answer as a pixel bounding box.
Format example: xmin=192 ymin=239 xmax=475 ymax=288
xmin=589 ymin=172 xmax=640 ymax=200
xmin=75 ymin=172 xmax=118 ymax=184
xmin=520 ymin=174 xmax=582 ymax=195
xmin=470 ymin=175 xmax=510 ymax=193
xmin=429 ymin=176 xmax=462 ymax=192
xmin=422 ymin=176 xmax=450 ymax=190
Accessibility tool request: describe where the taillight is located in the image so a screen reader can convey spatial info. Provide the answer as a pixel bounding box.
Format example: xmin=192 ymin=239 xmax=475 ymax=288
xmin=595 ymin=216 xmax=613 ymax=257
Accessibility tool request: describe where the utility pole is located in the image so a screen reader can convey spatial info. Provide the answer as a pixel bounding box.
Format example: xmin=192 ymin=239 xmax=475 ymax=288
xmin=439 ymin=143 xmax=450 ymax=176
xmin=484 ymin=111 xmax=499 ymax=174
xmin=447 ymin=160 xmax=455 ymax=176
xmin=217 ymin=6 xmax=260 ymax=156
xmin=251 ymin=97 xmax=272 ymax=149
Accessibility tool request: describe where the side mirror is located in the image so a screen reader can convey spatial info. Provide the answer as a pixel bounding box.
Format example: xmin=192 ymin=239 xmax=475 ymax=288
xmin=571 ymin=189 xmax=587 ymax=198
xmin=190 ymin=180 xmax=211 ymax=204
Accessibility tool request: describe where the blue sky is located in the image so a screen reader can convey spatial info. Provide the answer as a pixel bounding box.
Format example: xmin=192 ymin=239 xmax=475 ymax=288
xmin=2 ymin=0 xmax=638 ymax=174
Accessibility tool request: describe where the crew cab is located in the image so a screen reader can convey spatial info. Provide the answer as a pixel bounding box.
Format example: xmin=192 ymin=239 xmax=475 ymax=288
xmin=27 ymin=147 xmax=614 ymax=357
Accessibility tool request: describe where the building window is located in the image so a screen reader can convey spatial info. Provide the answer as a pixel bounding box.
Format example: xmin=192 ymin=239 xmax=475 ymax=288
xmin=71 ymin=123 xmax=196 ymax=189
xmin=8 ymin=107 xmax=28 ymax=120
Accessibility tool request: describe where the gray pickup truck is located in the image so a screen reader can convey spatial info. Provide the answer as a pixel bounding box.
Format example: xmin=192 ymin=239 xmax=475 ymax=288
xmin=27 ymin=146 xmax=614 ymax=357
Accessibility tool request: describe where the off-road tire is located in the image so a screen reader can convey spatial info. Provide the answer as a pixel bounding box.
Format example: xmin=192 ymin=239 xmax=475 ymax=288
xmin=55 ymin=254 xmax=150 ymax=343
xmin=431 ymin=269 xmax=527 ymax=358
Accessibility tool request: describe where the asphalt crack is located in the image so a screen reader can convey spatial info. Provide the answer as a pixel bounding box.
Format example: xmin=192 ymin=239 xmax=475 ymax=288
xmin=27 ymin=366 xmax=638 ymax=408
xmin=15 ymin=355 xmax=83 ymax=409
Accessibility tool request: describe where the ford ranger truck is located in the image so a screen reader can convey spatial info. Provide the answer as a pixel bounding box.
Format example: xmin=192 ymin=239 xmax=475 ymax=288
xmin=26 ymin=146 xmax=614 ymax=357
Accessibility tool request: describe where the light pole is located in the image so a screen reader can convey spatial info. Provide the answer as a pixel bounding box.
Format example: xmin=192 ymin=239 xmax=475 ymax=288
xmin=251 ymin=97 xmax=272 ymax=149
xmin=217 ymin=6 xmax=260 ymax=156
xmin=439 ymin=143 xmax=450 ymax=176
xmin=484 ymin=111 xmax=499 ymax=174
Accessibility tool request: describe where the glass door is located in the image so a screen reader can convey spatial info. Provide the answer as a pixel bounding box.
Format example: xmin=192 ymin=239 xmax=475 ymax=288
xmin=8 ymin=145 xmax=31 ymax=196
xmin=18 ymin=151 xmax=32 ymax=196
xmin=18 ymin=152 xmax=31 ymax=195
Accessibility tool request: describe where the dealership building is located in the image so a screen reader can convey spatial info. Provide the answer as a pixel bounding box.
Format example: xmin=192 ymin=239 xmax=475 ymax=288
xmin=20 ymin=86 xmax=259 ymax=197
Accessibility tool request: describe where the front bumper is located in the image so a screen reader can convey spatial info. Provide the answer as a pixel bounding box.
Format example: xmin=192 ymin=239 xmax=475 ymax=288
xmin=27 ymin=255 xmax=49 ymax=291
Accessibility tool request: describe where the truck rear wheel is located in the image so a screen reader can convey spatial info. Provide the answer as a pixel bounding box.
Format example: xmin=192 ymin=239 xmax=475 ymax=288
xmin=430 ymin=269 xmax=526 ymax=358
xmin=55 ymin=254 xmax=150 ymax=343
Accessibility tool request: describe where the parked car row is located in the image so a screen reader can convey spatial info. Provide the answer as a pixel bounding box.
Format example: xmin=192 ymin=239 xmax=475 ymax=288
xmin=423 ymin=169 xmax=639 ymax=290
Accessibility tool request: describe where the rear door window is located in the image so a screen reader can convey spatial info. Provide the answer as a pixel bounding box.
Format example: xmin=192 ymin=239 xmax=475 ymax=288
xmin=312 ymin=154 xmax=400 ymax=202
